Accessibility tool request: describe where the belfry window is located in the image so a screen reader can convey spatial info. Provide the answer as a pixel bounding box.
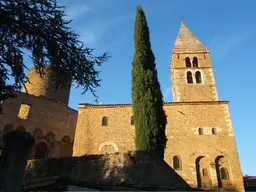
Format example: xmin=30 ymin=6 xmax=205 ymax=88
xmin=193 ymin=57 xmax=198 ymax=67
xmin=220 ymin=167 xmax=229 ymax=180
xmin=195 ymin=71 xmax=202 ymax=84
xmin=173 ymin=155 xmax=182 ymax=170
xmin=185 ymin=57 xmax=191 ymax=68
xmin=102 ymin=116 xmax=108 ymax=126
xmin=187 ymin=71 xmax=193 ymax=84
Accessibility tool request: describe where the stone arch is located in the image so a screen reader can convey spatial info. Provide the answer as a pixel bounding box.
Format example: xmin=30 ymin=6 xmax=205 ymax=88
xmin=59 ymin=135 xmax=72 ymax=157
xmin=215 ymin=156 xmax=232 ymax=189
xmin=46 ymin=132 xmax=55 ymax=156
xmin=33 ymin=128 xmax=44 ymax=139
xmin=3 ymin=124 xmax=14 ymax=136
xmin=16 ymin=126 xmax=25 ymax=132
xmin=195 ymin=156 xmax=212 ymax=189
xmin=46 ymin=131 xmax=55 ymax=141
xmin=30 ymin=129 xmax=45 ymax=159
xmin=34 ymin=142 xmax=48 ymax=159
xmin=99 ymin=141 xmax=118 ymax=154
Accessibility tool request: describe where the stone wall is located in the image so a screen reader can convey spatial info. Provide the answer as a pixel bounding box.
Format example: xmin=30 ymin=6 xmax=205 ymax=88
xmin=0 ymin=92 xmax=77 ymax=159
xmin=170 ymin=53 xmax=219 ymax=102
xmin=73 ymin=101 xmax=244 ymax=190
xmin=22 ymin=66 xmax=71 ymax=105
xmin=25 ymin=151 xmax=192 ymax=191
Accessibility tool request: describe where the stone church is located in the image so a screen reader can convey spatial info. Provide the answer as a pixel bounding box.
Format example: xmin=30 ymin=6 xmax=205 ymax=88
xmin=0 ymin=22 xmax=244 ymax=190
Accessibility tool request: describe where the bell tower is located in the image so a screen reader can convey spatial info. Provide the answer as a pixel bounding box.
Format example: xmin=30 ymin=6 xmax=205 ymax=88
xmin=170 ymin=21 xmax=219 ymax=102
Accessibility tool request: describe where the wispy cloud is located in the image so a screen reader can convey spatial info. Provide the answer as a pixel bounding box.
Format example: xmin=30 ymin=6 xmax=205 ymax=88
xmin=208 ymin=28 xmax=252 ymax=60
xmin=79 ymin=14 xmax=133 ymax=47
xmin=64 ymin=4 xmax=91 ymax=20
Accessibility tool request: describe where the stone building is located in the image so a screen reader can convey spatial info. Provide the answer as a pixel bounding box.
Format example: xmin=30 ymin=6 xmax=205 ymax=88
xmin=73 ymin=22 xmax=244 ymax=190
xmin=0 ymin=66 xmax=77 ymax=159
xmin=0 ymin=22 xmax=244 ymax=190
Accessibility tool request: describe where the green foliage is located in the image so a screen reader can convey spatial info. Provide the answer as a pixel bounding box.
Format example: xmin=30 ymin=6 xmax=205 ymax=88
xmin=131 ymin=6 xmax=167 ymax=158
xmin=0 ymin=0 xmax=110 ymax=103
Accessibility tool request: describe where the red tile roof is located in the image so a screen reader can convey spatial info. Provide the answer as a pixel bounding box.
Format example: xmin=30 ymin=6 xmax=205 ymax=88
xmin=244 ymin=175 xmax=256 ymax=180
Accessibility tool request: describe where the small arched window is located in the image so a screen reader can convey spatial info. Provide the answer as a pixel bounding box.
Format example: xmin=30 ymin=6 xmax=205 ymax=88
xmin=212 ymin=128 xmax=217 ymax=135
xmin=220 ymin=167 xmax=229 ymax=180
xmin=102 ymin=116 xmax=108 ymax=126
xmin=202 ymin=168 xmax=208 ymax=176
xmin=173 ymin=155 xmax=182 ymax=170
xmin=193 ymin=57 xmax=198 ymax=67
xmin=62 ymin=135 xmax=71 ymax=143
xmin=195 ymin=71 xmax=202 ymax=84
xmin=131 ymin=116 xmax=134 ymax=125
xmin=187 ymin=71 xmax=193 ymax=84
xmin=34 ymin=142 xmax=48 ymax=159
xmin=198 ymin=128 xmax=204 ymax=135
xmin=185 ymin=57 xmax=191 ymax=68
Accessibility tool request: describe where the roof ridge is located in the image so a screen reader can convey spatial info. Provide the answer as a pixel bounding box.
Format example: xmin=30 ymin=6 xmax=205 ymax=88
xmin=79 ymin=100 xmax=229 ymax=107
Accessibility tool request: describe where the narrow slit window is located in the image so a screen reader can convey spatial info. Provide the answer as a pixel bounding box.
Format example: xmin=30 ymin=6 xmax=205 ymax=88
xmin=212 ymin=128 xmax=217 ymax=135
xmin=18 ymin=104 xmax=31 ymax=120
xmin=187 ymin=71 xmax=193 ymax=84
xmin=195 ymin=71 xmax=202 ymax=84
xmin=131 ymin=116 xmax=134 ymax=125
xmin=198 ymin=128 xmax=204 ymax=135
xmin=173 ymin=155 xmax=182 ymax=170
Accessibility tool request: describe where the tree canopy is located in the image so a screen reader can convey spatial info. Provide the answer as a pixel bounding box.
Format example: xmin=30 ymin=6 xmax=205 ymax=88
xmin=0 ymin=0 xmax=109 ymax=103
xmin=132 ymin=6 xmax=167 ymax=158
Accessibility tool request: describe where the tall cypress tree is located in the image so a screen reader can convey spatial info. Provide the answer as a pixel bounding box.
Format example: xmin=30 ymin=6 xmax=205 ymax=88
xmin=132 ymin=6 xmax=167 ymax=158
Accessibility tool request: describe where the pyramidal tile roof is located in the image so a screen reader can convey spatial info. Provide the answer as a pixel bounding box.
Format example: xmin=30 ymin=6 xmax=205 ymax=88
xmin=172 ymin=22 xmax=209 ymax=53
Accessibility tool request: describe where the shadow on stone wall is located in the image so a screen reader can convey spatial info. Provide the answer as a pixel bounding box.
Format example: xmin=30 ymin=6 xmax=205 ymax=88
xmin=25 ymin=150 xmax=194 ymax=191
xmin=0 ymin=130 xmax=35 ymax=192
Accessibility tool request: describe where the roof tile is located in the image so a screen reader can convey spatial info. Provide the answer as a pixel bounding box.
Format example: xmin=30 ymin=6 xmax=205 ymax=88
xmin=172 ymin=22 xmax=209 ymax=53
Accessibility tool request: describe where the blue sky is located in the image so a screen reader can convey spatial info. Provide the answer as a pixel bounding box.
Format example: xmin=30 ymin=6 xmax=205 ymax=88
xmin=24 ymin=0 xmax=256 ymax=175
